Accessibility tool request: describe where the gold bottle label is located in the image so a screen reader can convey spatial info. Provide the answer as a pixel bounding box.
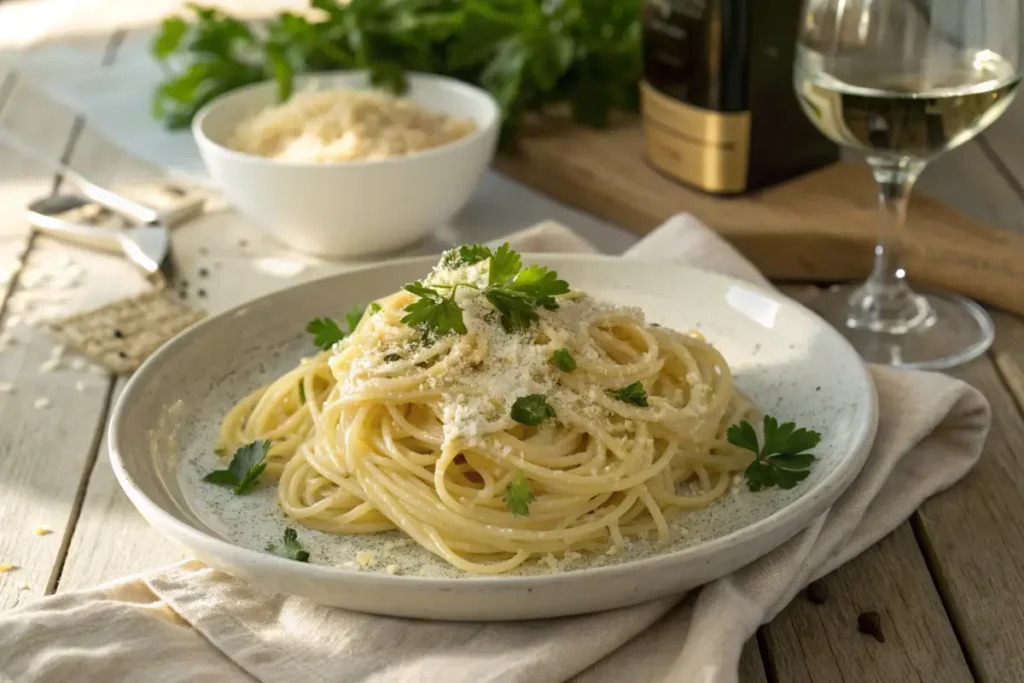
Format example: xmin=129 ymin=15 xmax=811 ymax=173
xmin=640 ymin=81 xmax=752 ymax=193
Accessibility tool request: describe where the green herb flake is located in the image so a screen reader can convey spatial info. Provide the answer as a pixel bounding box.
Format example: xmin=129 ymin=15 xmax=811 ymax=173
xmin=510 ymin=394 xmax=556 ymax=426
xmin=203 ymin=440 xmax=270 ymax=495
xmin=608 ymin=381 xmax=648 ymax=407
xmin=727 ymin=416 xmax=821 ymax=491
xmin=369 ymin=302 xmax=382 ymax=315
xmin=506 ymin=471 xmax=535 ymax=516
xmin=552 ymin=349 xmax=576 ymax=372
xmin=298 ymin=381 xmax=306 ymax=405
xmin=268 ymin=527 xmax=310 ymax=562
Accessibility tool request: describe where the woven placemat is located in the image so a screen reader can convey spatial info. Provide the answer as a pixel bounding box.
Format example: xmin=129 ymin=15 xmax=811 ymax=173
xmin=49 ymin=289 xmax=204 ymax=374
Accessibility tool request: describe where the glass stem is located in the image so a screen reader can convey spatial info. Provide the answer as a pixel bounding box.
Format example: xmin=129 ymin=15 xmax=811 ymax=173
xmin=846 ymin=158 xmax=931 ymax=333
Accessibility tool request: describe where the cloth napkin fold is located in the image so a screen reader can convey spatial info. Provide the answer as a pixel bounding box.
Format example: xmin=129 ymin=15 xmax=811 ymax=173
xmin=0 ymin=216 xmax=990 ymax=683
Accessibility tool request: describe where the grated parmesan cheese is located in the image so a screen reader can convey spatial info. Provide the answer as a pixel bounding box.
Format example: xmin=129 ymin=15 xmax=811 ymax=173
xmin=334 ymin=255 xmax=647 ymax=452
xmin=228 ymin=89 xmax=476 ymax=163
xmin=38 ymin=358 xmax=60 ymax=373
xmin=33 ymin=397 xmax=50 ymax=410
xmin=0 ymin=564 xmax=13 ymax=573
xmin=356 ymin=551 xmax=376 ymax=568
xmin=34 ymin=526 xmax=52 ymax=536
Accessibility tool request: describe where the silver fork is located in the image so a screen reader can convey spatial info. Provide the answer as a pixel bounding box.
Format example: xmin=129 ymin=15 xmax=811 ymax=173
xmin=0 ymin=126 xmax=204 ymax=286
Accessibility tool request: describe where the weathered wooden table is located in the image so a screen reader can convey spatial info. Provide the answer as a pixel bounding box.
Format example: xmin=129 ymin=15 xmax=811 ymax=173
xmin=2 ymin=2 xmax=1024 ymax=681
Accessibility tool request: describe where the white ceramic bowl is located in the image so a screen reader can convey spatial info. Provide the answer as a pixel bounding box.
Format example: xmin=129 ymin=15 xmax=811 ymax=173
xmin=109 ymin=256 xmax=878 ymax=621
xmin=192 ymin=71 xmax=500 ymax=257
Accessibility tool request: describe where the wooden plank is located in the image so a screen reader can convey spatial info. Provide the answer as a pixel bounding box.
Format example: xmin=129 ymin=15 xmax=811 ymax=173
xmin=740 ymin=639 xmax=768 ymax=683
xmin=991 ymin=310 xmax=1024 ymax=412
xmin=768 ymin=284 xmax=972 ymax=683
xmin=0 ymin=70 xmax=87 ymax=609
xmin=761 ymin=524 xmax=972 ymax=683
xmin=0 ymin=21 xmax=141 ymax=607
xmin=980 ymin=94 xmax=1024 ymax=197
xmin=912 ymin=354 xmax=1024 ymax=683
xmin=57 ymin=378 xmax=187 ymax=592
xmin=916 ymin=141 xmax=1024 ymax=234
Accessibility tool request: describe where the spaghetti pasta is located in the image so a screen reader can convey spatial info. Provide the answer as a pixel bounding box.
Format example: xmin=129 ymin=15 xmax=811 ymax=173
xmin=217 ymin=251 xmax=757 ymax=574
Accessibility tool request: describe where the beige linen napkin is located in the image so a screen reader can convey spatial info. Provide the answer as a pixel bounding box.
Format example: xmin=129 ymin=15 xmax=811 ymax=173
xmin=0 ymin=216 xmax=990 ymax=683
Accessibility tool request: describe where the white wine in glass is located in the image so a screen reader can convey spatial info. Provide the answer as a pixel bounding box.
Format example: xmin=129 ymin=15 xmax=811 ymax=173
xmin=794 ymin=0 xmax=1021 ymax=369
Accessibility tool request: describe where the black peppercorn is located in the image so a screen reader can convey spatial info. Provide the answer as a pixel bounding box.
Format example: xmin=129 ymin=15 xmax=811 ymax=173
xmin=805 ymin=580 xmax=828 ymax=605
xmin=857 ymin=611 xmax=885 ymax=643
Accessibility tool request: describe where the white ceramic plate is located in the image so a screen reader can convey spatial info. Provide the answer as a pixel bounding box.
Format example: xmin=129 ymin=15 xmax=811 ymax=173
xmin=109 ymin=255 xmax=877 ymax=620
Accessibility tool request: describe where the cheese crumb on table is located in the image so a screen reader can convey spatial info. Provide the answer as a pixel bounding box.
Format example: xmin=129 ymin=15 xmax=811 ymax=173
xmin=74 ymin=380 xmax=87 ymax=392
xmin=16 ymin=582 xmax=29 ymax=591
xmin=33 ymin=397 xmax=50 ymax=410
xmin=385 ymin=564 xmax=400 ymax=575
xmin=38 ymin=358 xmax=60 ymax=373
xmin=34 ymin=526 xmax=52 ymax=536
xmin=0 ymin=564 xmax=14 ymax=573
xmin=0 ymin=382 xmax=14 ymax=393
xmin=356 ymin=551 xmax=376 ymax=568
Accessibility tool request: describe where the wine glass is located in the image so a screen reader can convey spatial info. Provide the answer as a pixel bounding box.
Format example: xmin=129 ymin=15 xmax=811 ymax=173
xmin=793 ymin=0 xmax=1021 ymax=369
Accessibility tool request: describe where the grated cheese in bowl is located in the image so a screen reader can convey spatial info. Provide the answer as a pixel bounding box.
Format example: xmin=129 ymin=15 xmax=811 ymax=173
xmin=227 ymin=89 xmax=477 ymax=163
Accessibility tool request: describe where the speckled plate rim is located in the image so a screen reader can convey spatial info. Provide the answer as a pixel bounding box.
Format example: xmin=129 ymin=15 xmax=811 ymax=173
xmin=108 ymin=254 xmax=878 ymax=618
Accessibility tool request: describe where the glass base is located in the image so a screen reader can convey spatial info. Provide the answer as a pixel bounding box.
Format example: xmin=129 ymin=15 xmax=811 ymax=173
xmin=807 ymin=284 xmax=994 ymax=370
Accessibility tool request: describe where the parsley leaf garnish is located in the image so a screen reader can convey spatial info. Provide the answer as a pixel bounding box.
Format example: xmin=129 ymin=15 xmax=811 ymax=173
xmin=505 ymin=265 xmax=570 ymax=310
xmin=400 ymin=281 xmax=467 ymax=335
xmin=305 ymin=317 xmax=345 ymax=351
xmin=442 ymin=244 xmax=492 ymax=268
xmin=306 ymin=303 xmax=375 ymax=351
xmin=506 ymin=471 xmax=535 ymax=516
xmin=267 ymin=527 xmax=310 ymax=562
xmin=608 ymin=381 xmax=648 ymax=407
xmin=345 ymin=305 xmax=365 ymax=333
xmin=368 ymin=302 xmax=382 ymax=315
xmin=488 ymin=242 xmax=522 ymax=286
xmin=203 ymin=440 xmax=270 ymax=494
xmin=511 ymin=394 xmax=556 ymax=426
xmin=727 ymin=416 xmax=821 ymax=491
xmin=552 ymin=349 xmax=576 ymax=372
xmin=402 ymin=244 xmax=569 ymax=336
xmin=484 ymin=288 xmax=539 ymax=332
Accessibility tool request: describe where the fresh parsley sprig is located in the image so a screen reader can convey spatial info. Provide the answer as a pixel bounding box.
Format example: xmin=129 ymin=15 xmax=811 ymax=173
xmin=401 ymin=282 xmax=468 ymax=335
xmin=401 ymin=243 xmax=569 ymax=336
xmin=608 ymin=381 xmax=648 ymax=407
xmin=506 ymin=471 xmax=535 ymax=516
xmin=149 ymin=1 xmax=642 ymax=141
xmin=727 ymin=416 xmax=821 ymax=491
xmin=203 ymin=440 xmax=270 ymax=495
xmin=306 ymin=304 xmax=371 ymax=351
xmin=266 ymin=527 xmax=310 ymax=563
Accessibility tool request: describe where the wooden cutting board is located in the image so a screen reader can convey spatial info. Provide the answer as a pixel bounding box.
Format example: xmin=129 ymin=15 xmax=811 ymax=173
xmin=494 ymin=118 xmax=1024 ymax=317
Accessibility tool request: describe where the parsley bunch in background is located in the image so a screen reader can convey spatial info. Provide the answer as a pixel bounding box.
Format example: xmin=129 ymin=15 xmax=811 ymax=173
xmin=150 ymin=0 xmax=641 ymax=140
